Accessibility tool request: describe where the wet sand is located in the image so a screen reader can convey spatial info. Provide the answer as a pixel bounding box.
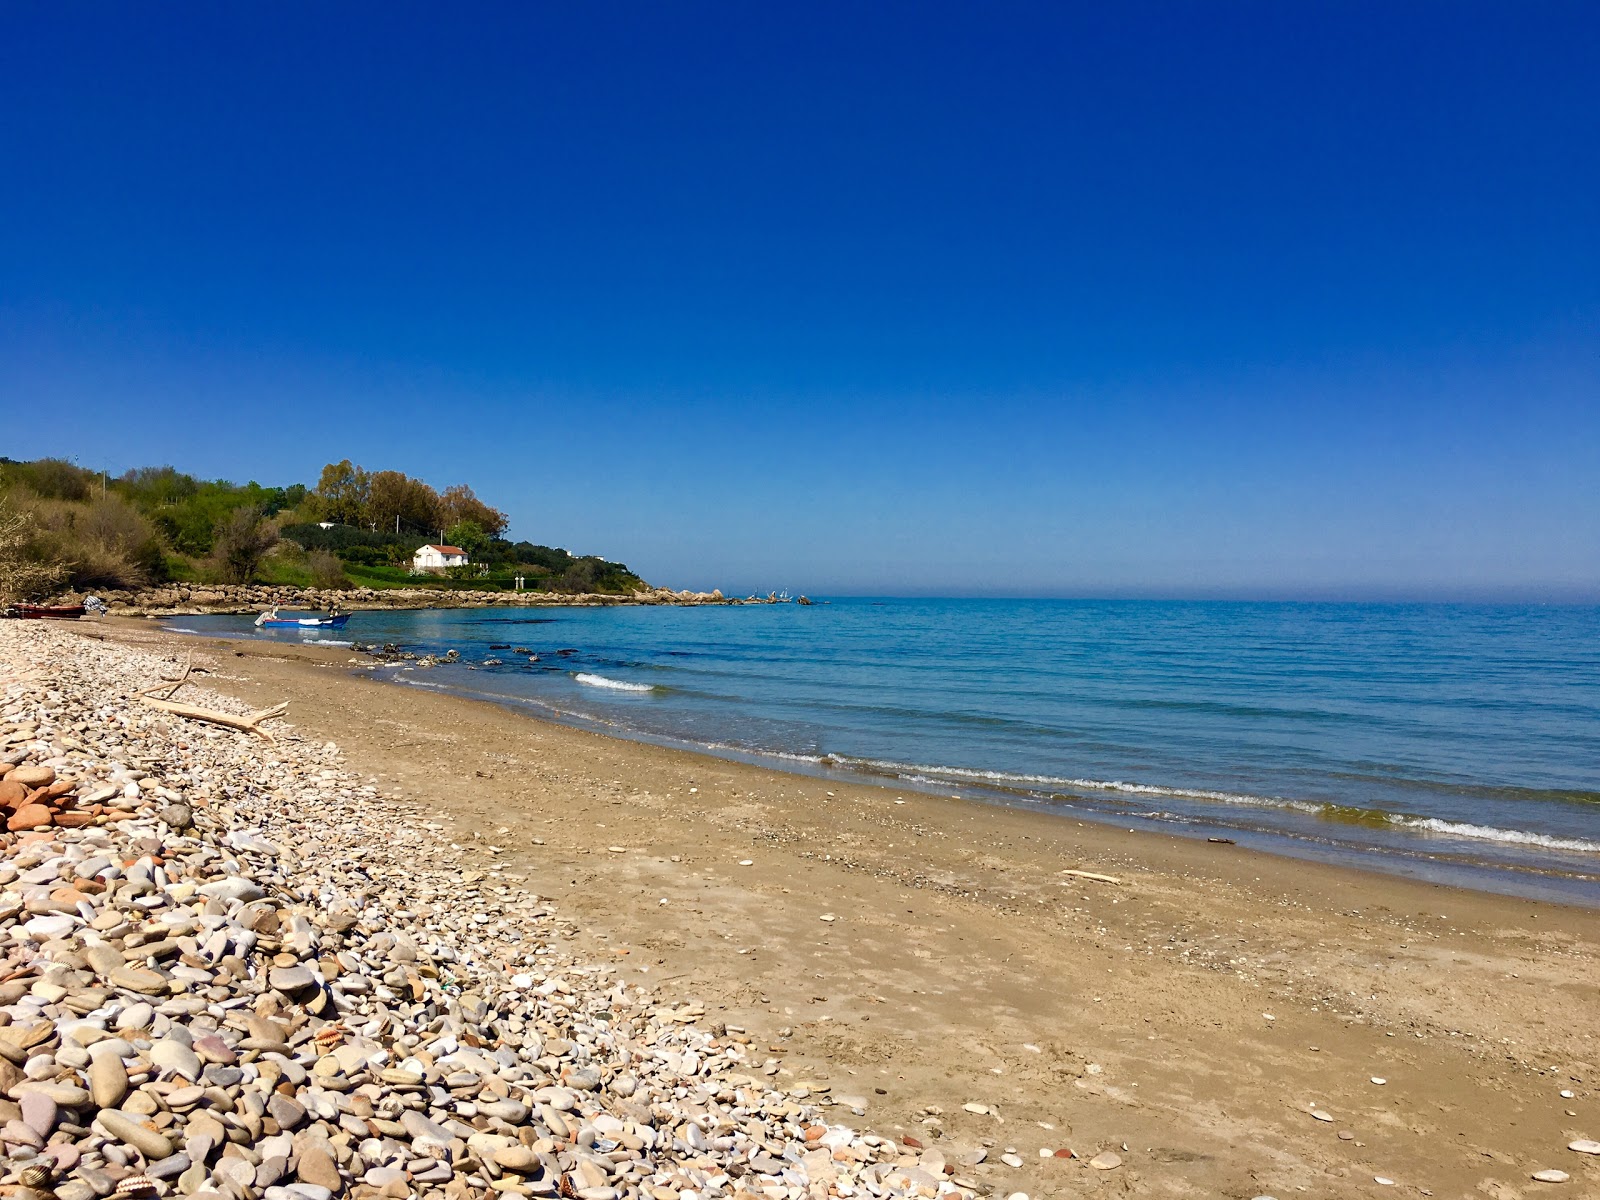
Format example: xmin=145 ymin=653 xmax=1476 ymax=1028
xmin=88 ymin=618 xmax=1600 ymax=1198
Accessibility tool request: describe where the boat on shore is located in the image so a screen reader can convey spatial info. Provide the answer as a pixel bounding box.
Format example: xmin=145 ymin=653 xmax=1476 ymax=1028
xmin=254 ymin=610 xmax=350 ymax=629
xmin=2 ymin=603 xmax=87 ymax=620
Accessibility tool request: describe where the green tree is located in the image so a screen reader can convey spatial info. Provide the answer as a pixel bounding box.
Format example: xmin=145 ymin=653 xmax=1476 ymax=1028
xmin=117 ymin=465 xmax=199 ymax=509
xmin=444 ymin=519 xmax=491 ymax=562
xmin=315 ymin=460 xmax=371 ymax=526
xmin=19 ymin=459 xmax=93 ymax=502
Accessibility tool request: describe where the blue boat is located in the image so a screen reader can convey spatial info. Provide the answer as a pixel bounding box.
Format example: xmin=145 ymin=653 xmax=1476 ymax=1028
xmin=255 ymin=610 xmax=350 ymax=629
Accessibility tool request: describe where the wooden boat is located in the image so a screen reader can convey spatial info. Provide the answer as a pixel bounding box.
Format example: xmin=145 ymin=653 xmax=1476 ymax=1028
xmin=3 ymin=604 xmax=86 ymax=620
xmin=254 ymin=611 xmax=350 ymax=629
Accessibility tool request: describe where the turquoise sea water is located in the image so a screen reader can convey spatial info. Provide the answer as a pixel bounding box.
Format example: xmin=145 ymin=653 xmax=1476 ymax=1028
xmin=172 ymin=600 xmax=1600 ymax=904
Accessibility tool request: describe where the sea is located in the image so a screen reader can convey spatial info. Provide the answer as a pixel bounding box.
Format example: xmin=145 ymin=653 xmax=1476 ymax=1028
xmin=170 ymin=599 xmax=1600 ymax=905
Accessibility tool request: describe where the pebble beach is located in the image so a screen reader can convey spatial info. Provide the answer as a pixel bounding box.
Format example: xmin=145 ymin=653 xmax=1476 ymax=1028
xmin=0 ymin=622 xmax=976 ymax=1200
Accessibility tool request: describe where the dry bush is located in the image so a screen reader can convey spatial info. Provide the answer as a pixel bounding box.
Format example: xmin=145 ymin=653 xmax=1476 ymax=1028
xmin=307 ymin=549 xmax=349 ymax=589
xmin=0 ymin=502 xmax=67 ymax=603
xmin=211 ymin=507 xmax=280 ymax=583
xmin=14 ymin=491 xmax=165 ymax=591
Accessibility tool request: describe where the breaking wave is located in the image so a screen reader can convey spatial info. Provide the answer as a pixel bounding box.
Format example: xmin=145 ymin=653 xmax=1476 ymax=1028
xmin=574 ymin=673 xmax=657 ymax=693
xmin=1391 ymin=817 xmax=1600 ymax=854
xmin=825 ymin=755 xmax=1324 ymax=812
xmin=811 ymin=755 xmax=1600 ymax=856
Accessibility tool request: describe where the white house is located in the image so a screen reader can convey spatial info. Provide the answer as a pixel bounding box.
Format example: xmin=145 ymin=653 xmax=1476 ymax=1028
xmin=412 ymin=544 xmax=468 ymax=573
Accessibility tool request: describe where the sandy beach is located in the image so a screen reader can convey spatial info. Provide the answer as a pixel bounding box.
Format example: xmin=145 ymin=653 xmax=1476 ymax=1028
xmin=69 ymin=619 xmax=1600 ymax=1197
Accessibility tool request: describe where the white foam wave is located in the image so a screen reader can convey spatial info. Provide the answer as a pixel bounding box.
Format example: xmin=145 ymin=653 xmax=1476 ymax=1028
xmin=830 ymin=755 xmax=1319 ymax=812
xmin=701 ymin=742 xmax=829 ymax=766
xmin=1391 ymin=816 xmax=1600 ymax=854
xmin=574 ymin=673 xmax=656 ymax=693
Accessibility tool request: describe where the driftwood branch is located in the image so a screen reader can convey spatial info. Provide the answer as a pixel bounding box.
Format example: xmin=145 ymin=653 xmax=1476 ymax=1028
xmin=1060 ymin=869 xmax=1123 ymax=885
xmin=138 ymin=652 xmax=193 ymax=700
xmin=138 ymin=695 xmax=288 ymax=743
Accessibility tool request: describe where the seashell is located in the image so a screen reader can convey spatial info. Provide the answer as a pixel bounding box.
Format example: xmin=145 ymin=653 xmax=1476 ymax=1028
xmin=114 ymin=1175 xmax=158 ymax=1197
xmin=19 ymin=1163 xmax=57 ymax=1187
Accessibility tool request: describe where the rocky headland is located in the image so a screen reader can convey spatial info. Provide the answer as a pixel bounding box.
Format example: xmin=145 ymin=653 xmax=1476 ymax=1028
xmin=57 ymin=585 xmax=748 ymax=618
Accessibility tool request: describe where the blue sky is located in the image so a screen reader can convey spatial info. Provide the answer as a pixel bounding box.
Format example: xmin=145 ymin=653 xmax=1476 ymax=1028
xmin=3 ymin=2 xmax=1596 ymax=598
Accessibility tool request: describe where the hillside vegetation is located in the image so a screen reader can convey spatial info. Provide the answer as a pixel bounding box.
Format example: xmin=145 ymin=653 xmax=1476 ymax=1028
xmin=0 ymin=457 xmax=645 ymax=602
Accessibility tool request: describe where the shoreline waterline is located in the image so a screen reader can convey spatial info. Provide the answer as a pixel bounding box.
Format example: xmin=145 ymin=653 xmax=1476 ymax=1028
xmin=164 ymin=603 xmax=1600 ymax=908
xmin=376 ymin=664 xmax=1600 ymax=907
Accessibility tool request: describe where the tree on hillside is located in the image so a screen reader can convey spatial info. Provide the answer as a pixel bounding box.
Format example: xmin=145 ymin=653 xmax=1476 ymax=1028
xmin=212 ymin=507 xmax=280 ymax=583
xmin=118 ymin=466 xmax=199 ymax=509
xmin=315 ymin=460 xmax=371 ymax=526
xmin=367 ymin=469 xmax=442 ymax=534
xmin=439 ymin=483 xmax=508 ymax=538
xmin=16 ymin=458 xmax=94 ymax=502
xmin=444 ymin=519 xmax=491 ymax=563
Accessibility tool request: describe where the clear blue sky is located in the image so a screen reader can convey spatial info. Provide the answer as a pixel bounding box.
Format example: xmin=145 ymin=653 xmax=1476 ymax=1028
xmin=3 ymin=2 xmax=1596 ymax=598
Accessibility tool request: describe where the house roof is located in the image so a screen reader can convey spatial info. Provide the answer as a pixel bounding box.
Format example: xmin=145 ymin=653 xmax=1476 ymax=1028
xmin=417 ymin=544 xmax=467 ymax=556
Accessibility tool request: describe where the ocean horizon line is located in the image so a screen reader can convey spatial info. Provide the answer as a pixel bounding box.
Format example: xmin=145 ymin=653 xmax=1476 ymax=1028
xmin=677 ymin=590 xmax=1600 ymax=606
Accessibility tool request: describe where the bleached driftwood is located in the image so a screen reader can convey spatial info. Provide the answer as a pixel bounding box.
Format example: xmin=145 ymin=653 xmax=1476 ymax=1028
xmin=138 ymin=695 xmax=288 ymax=743
xmin=138 ymin=652 xmax=193 ymax=700
xmin=1060 ymin=868 xmax=1123 ymax=885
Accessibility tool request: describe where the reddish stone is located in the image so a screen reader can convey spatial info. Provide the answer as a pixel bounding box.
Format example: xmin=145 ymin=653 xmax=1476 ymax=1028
xmin=0 ymin=781 xmax=26 ymax=809
xmin=901 ymin=1136 xmax=924 ymax=1149
xmin=54 ymin=812 xmax=94 ymax=827
xmin=7 ymin=804 xmax=54 ymax=832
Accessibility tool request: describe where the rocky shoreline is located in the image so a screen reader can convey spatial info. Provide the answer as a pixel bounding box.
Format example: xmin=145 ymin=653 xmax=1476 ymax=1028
xmin=53 ymin=585 xmax=757 ymax=618
xmin=0 ymin=622 xmax=975 ymax=1200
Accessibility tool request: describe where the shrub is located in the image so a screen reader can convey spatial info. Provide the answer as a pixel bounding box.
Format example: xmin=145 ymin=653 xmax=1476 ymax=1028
xmin=211 ymin=507 xmax=280 ymax=583
xmin=77 ymin=495 xmax=166 ymax=584
xmin=307 ymin=550 xmax=349 ymax=589
xmin=4 ymin=491 xmax=164 ymax=592
xmin=13 ymin=458 xmax=94 ymax=502
xmin=0 ymin=503 xmax=66 ymax=603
